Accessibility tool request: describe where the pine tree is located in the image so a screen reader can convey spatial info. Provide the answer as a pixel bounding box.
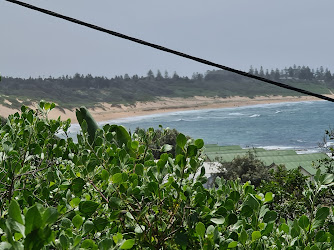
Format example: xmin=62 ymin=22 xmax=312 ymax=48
xmin=324 ymin=69 xmax=333 ymax=83
xmin=164 ymin=70 xmax=169 ymax=79
xmin=259 ymin=66 xmax=264 ymax=77
xmin=147 ymin=70 xmax=154 ymax=80
xmin=156 ymin=70 xmax=163 ymax=81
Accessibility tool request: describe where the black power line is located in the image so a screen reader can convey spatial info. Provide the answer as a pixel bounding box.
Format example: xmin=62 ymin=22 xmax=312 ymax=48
xmin=5 ymin=0 xmax=334 ymax=103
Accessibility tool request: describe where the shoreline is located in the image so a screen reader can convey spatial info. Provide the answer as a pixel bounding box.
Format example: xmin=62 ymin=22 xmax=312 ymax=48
xmin=1 ymin=95 xmax=333 ymax=123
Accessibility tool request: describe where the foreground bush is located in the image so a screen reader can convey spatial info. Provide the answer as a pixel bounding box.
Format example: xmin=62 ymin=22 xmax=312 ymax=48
xmin=0 ymin=102 xmax=334 ymax=249
xmin=213 ymin=151 xmax=270 ymax=187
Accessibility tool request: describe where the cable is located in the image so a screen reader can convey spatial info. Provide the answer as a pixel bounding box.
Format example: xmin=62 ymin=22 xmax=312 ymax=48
xmin=5 ymin=0 xmax=334 ymax=103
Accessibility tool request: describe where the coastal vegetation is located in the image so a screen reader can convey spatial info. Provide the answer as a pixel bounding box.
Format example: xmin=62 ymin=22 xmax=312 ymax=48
xmin=1 ymin=65 xmax=333 ymax=109
xmin=1 ymin=103 xmax=334 ymax=249
xmin=212 ymin=151 xmax=270 ymax=187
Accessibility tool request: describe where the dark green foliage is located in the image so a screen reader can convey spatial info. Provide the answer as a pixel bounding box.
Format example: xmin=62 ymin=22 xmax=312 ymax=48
xmin=0 ymin=116 xmax=6 ymax=126
xmin=76 ymin=106 xmax=99 ymax=145
xmin=1 ymin=103 xmax=334 ymax=249
xmin=257 ymin=165 xmax=309 ymax=220
xmin=213 ymin=151 xmax=270 ymax=187
xmin=134 ymin=127 xmax=183 ymax=159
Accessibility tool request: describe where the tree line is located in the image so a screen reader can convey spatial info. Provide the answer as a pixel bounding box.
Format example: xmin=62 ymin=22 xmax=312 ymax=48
xmin=248 ymin=65 xmax=333 ymax=82
xmin=1 ymin=66 xmax=334 ymax=109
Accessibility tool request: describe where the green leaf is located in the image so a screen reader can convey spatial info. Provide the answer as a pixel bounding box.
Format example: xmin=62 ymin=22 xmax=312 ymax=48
xmin=99 ymin=239 xmax=113 ymax=250
xmin=0 ymin=242 xmax=12 ymax=249
xmin=320 ymin=173 xmax=334 ymax=185
xmin=315 ymin=206 xmax=329 ymax=221
xmin=196 ymin=222 xmax=205 ymax=239
xmin=229 ymin=191 xmax=240 ymax=203
xmin=93 ymin=218 xmax=109 ymax=231
xmin=176 ymin=133 xmax=187 ymax=149
xmin=42 ymin=207 xmax=59 ymax=225
xmin=71 ymin=177 xmax=86 ymax=195
xmin=251 ymin=231 xmax=261 ymax=241
xmin=101 ymin=169 xmax=109 ymax=181
xmin=261 ymin=223 xmax=274 ymax=236
xmin=228 ymin=241 xmax=238 ymax=248
xmin=264 ymin=192 xmax=274 ymax=203
xmin=244 ymin=194 xmax=260 ymax=210
xmin=134 ymin=224 xmax=145 ymax=234
xmin=187 ymin=145 xmax=198 ymax=157
xmin=298 ymin=215 xmax=310 ymax=230
xmin=26 ymin=112 xmax=33 ymax=124
xmin=263 ymin=211 xmax=277 ymax=224
xmin=312 ymin=207 xmax=330 ymax=230
xmin=239 ymin=230 xmax=248 ymax=245
xmin=226 ymin=213 xmax=238 ymax=226
xmin=44 ymin=102 xmax=51 ymax=110
xmin=315 ymin=230 xmax=327 ymax=242
xmin=206 ymin=225 xmax=215 ymax=236
xmin=131 ymin=141 xmax=139 ymax=150
xmin=113 ymin=232 xmax=123 ymax=244
xmin=83 ymin=220 xmax=94 ymax=235
xmin=109 ymin=197 xmax=122 ymax=209
xmin=210 ymin=217 xmax=225 ymax=225
xmin=25 ymin=205 xmax=43 ymax=235
xmin=120 ymin=239 xmax=135 ymax=249
xmin=70 ymin=197 xmax=81 ymax=207
xmin=109 ymin=125 xmax=133 ymax=156
xmin=240 ymin=205 xmax=253 ymax=217
xmin=76 ymin=107 xmax=99 ymax=145
xmin=72 ymin=215 xmax=83 ymax=229
xmin=81 ymin=239 xmax=97 ymax=249
xmin=161 ymin=144 xmax=172 ymax=152
xmin=135 ymin=164 xmax=144 ymax=176
xmin=74 ymin=235 xmax=82 ymax=247
xmin=279 ymin=223 xmax=289 ymax=234
xmin=6 ymin=218 xmax=25 ymax=237
xmin=60 ymin=218 xmax=72 ymax=229
xmin=8 ymin=200 xmax=23 ymax=224
xmin=112 ymin=173 xmax=123 ymax=184
xmin=195 ymin=139 xmax=204 ymax=149
xmin=224 ymin=199 xmax=235 ymax=211
xmin=59 ymin=234 xmax=69 ymax=249
xmin=79 ymin=201 xmax=99 ymax=216
xmin=291 ymin=221 xmax=301 ymax=238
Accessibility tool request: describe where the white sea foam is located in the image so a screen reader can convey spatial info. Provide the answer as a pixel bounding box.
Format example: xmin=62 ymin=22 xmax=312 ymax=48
xmin=228 ymin=112 xmax=244 ymax=116
xmin=249 ymin=114 xmax=260 ymax=118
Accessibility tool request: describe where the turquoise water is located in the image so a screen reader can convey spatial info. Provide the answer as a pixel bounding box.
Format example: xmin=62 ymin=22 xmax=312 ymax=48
xmin=67 ymin=101 xmax=334 ymax=151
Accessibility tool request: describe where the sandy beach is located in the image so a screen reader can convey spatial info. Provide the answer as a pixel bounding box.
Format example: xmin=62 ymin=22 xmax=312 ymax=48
xmin=1 ymin=95 xmax=333 ymax=123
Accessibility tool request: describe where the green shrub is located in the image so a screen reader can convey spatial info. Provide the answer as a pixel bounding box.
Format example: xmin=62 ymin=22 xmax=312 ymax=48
xmin=0 ymin=103 xmax=334 ymax=249
xmin=213 ymin=151 xmax=270 ymax=187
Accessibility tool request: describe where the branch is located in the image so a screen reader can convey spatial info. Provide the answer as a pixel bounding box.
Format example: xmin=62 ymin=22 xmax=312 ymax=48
xmin=88 ymin=178 xmax=109 ymax=203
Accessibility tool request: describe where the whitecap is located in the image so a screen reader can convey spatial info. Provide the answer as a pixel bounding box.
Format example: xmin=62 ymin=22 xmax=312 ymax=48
xmin=228 ymin=112 xmax=244 ymax=116
xmin=249 ymin=114 xmax=260 ymax=118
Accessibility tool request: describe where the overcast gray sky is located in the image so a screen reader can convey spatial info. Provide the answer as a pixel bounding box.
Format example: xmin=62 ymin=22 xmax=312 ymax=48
xmin=1 ymin=0 xmax=333 ymax=78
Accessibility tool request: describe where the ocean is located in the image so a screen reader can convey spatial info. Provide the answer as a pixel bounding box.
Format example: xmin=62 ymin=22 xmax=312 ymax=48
xmin=66 ymin=101 xmax=334 ymax=153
